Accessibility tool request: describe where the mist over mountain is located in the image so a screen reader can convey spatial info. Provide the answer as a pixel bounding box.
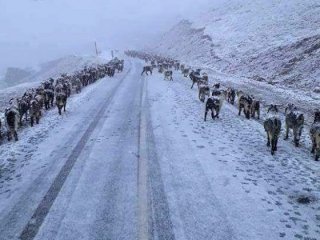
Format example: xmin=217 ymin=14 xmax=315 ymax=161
xmin=0 ymin=0 xmax=212 ymax=73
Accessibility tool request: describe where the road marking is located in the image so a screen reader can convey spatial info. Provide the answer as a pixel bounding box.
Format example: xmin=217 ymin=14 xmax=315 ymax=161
xmin=19 ymin=69 xmax=131 ymax=240
xmin=138 ymin=76 xmax=150 ymax=240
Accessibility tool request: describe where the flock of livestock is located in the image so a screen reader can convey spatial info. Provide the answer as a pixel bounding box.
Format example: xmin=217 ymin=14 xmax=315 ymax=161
xmin=0 ymin=58 xmax=124 ymax=143
xmin=126 ymin=50 xmax=320 ymax=160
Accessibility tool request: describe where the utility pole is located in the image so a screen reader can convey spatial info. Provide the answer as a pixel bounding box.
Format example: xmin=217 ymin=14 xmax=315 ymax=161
xmin=95 ymin=42 xmax=99 ymax=56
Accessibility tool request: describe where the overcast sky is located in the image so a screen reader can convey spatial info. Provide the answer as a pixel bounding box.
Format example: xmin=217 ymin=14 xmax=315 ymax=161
xmin=0 ymin=0 xmax=212 ymax=73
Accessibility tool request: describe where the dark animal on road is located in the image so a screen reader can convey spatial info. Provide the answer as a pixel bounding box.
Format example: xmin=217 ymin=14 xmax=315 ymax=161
xmin=0 ymin=119 xmax=2 ymax=141
xmin=30 ymin=99 xmax=41 ymax=127
xmin=264 ymin=105 xmax=281 ymax=155
xmin=202 ymin=74 xmax=208 ymax=85
xmin=16 ymin=98 xmax=29 ymax=126
xmin=56 ymin=93 xmax=67 ymax=115
xmin=158 ymin=65 xmax=164 ymax=73
xmin=63 ymin=82 xmax=72 ymax=97
xmin=44 ymin=89 xmax=54 ymax=109
xmin=238 ymin=93 xmax=253 ymax=119
xmin=204 ymin=91 xmax=224 ymax=121
xmin=284 ymin=104 xmax=304 ymax=147
xmin=189 ymin=70 xmax=202 ymax=89
xmin=5 ymin=106 xmax=19 ymax=141
xmin=198 ymin=85 xmax=210 ymax=102
xmin=34 ymin=89 xmax=45 ymax=111
xmin=164 ymin=70 xmax=173 ymax=81
xmin=141 ymin=66 xmax=153 ymax=76
xmin=213 ymin=83 xmax=220 ymax=89
xmin=174 ymin=62 xmax=180 ymax=71
xmin=250 ymin=97 xmax=260 ymax=119
xmin=310 ymin=110 xmax=320 ymax=161
xmin=226 ymin=88 xmax=236 ymax=104
xmin=74 ymin=78 xmax=82 ymax=94
xmin=182 ymin=68 xmax=190 ymax=77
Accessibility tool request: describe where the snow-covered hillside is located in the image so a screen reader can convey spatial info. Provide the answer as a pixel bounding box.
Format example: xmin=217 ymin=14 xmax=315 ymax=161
xmin=0 ymin=55 xmax=102 ymax=90
xmin=0 ymin=54 xmax=109 ymax=111
xmin=149 ymin=0 xmax=320 ymax=90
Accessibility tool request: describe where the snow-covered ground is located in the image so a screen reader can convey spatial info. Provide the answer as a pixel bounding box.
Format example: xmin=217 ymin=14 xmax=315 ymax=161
xmin=146 ymin=68 xmax=320 ymax=240
xmin=0 ymin=59 xmax=319 ymax=240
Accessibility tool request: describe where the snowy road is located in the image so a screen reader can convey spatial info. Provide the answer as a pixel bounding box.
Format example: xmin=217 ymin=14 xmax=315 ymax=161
xmin=0 ymin=60 xmax=319 ymax=240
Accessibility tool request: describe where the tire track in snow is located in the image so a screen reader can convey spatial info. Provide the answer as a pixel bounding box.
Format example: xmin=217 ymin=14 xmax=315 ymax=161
xmin=138 ymin=75 xmax=150 ymax=239
xmin=19 ymin=67 xmax=131 ymax=240
xmin=138 ymin=75 xmax=176 ymax=240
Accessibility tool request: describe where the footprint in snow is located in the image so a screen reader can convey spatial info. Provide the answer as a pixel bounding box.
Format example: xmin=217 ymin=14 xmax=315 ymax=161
xmin=197 ymin=145 xmax=205 ymax=149
xmin=279 ymin=232 xmax=286 ymax=238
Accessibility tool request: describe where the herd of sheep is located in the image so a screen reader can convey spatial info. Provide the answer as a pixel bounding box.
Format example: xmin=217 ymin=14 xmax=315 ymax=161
xmin=126 ymin=50 xmax=320 ymax=161
xmin=0 ymin=58 xmax=124 ymax=143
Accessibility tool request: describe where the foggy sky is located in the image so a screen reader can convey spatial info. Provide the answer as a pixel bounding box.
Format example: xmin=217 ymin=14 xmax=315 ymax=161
xmin=0 ymin=0 xmax=212 ymax=73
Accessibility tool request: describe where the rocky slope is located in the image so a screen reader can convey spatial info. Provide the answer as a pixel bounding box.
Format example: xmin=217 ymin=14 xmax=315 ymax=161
xmin=149 ymin=0 xmax=320 ymax=91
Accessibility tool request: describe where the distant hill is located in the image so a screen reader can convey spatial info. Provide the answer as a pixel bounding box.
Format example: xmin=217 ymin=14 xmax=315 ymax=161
xmin=0 ymin=55 xmax=98 ymax=90
xmin=3 ymin=67 xmax=35 ymax=87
